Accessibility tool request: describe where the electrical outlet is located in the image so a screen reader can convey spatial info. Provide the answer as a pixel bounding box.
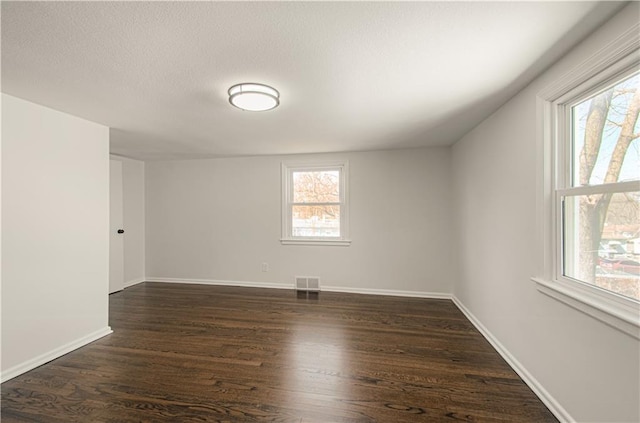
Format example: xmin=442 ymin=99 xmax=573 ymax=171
xmin=261 ymin=262 xmax=269 ymax=272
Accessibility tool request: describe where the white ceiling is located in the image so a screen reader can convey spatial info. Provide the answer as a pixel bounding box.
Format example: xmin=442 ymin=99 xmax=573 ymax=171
xmin=1 ymin=1 xmax=626 ymax=160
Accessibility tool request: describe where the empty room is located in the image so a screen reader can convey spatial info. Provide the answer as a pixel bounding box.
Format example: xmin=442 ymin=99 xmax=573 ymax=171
xmin=1 ymin=1 xmax=639 ymax=422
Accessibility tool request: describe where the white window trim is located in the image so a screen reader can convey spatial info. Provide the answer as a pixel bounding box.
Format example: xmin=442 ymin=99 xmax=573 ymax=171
xmin=280 ymin=160 xmax=351 ymax=246
xmin=534 ymin=24 xmax=640 ymax=340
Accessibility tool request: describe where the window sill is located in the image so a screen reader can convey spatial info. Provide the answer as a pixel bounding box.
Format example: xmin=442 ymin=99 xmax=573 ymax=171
xmin=280 ymin=239 xmax=351 ymax=246
xmin=532 ymin=277 xmax=640 ymax=340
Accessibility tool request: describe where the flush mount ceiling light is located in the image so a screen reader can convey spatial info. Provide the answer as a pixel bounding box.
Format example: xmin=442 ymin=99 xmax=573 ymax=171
xmin=228 ymin=83 xmax=279 ymax=112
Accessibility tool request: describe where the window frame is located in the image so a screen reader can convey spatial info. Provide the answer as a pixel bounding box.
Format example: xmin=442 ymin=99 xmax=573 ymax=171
xmin=556 ymin=68 xmax=640 ymax=286
xmin=534 ymin=32 xmax=640 ymax=339
xmin=280 ymin=160 xmax=351 ymax=246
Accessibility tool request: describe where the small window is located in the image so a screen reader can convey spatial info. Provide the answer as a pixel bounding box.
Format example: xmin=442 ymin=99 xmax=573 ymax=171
xmin=559 ymin=70 xmax=639 ymax=301
xmin=281 ymin=161 xmax=350 ymax=246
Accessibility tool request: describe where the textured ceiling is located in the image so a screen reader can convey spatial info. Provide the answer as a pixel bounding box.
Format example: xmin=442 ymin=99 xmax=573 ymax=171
xmin=1 ymin=1 xmax=626 ymax=160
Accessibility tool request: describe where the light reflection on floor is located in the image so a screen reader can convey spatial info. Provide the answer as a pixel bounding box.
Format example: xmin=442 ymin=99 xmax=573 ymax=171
xmin=285 ymin=303 xmax=348 ymax=411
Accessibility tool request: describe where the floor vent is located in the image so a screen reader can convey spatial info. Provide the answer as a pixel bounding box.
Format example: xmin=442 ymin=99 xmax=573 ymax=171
xmin=295 ymin=276 xmax=320 ymax=292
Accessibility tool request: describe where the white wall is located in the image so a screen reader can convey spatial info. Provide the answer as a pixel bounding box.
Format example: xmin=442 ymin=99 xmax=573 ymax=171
xmin=1 ymin=94 xmax=111 ymax=381
xmin=451 ymin=4 xmax=639 ymax=422
xmin=110 ymin=155 xmax=145 ymax=287
xmin=146 ymin=148 xmax=452 ymax=295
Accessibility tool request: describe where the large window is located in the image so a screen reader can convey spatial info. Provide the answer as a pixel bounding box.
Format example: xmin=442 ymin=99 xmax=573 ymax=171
xmin=281 ymin=161 xmax=350 ymax=246
xmin=560 ymin=70 xmax=640 ymax=301
xmin=535 ymin=41 xmax=639 ymax=338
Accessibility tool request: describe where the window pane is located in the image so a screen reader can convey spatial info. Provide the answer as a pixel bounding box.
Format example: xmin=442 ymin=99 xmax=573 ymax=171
xmin=292 ymin=205 xmax=340 ymax=237
xmin=563 ymin=191 xmax=640 ymax=301
xmin=571 ymin=72 xmax=639 ymax=186
xmin=293 ymin=170 xmax=339 ymax=203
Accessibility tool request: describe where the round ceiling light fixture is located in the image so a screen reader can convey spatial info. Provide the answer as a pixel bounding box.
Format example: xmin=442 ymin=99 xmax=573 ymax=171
xmin=228 ymin=83 xmax=279 ymax=112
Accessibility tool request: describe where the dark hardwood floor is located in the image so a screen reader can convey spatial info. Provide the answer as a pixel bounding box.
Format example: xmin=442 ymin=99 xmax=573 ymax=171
xmin=2 ymin=282 xmax=557 ymax=422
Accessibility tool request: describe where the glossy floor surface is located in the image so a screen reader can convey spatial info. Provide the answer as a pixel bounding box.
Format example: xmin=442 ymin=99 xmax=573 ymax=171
xmin=2 ymin=283 xmax=557 ymax=422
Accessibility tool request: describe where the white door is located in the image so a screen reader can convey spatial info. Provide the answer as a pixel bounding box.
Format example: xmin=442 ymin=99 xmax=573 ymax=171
xmin=109 ymin=160 xmax=124 ymax=294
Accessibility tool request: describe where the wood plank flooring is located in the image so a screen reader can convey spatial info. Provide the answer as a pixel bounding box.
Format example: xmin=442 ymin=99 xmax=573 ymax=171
xmin=1 ymin=282 xmax=557 ymax=422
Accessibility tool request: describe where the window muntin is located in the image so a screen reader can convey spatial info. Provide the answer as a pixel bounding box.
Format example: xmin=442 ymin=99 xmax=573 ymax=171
xmin=559 ymin=70 xmax=640 ymax=301
xmin=282 ymin=162 xmax=349 ymax=245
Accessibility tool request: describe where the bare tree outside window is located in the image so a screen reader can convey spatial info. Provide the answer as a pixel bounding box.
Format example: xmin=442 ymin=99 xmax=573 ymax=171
xmin=292 ymin=170 xmax=341 ymax=237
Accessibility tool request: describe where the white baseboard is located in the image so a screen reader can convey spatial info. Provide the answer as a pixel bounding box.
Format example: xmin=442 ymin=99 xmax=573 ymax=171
xmin=1 ymin=326 xmax=113 ymax=383
xmin=144 ymin=277 xmax=451 ymax=299
xmin=451 ymin=296 xmax=573 ymax=423
xmin=145 ymin=277 xmax=293 ymax=290
xmin=123 ymin=277 xmax=146 ymax=288
xmin=322 ymin=285 xmax=452 ymax=299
